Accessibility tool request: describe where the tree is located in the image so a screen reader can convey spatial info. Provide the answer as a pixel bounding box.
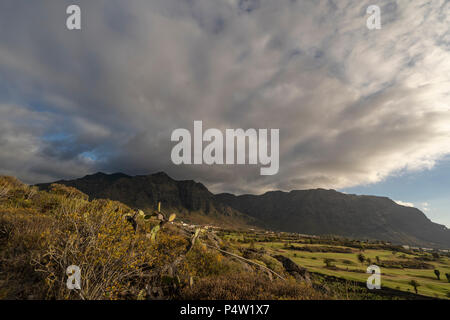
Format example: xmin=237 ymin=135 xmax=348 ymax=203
xmin=324 ymin=258 xmax=334 ymax=268
xmin=432 ymin=252 xmax=440 ymax=260
xmin=446 ymin=273 xmax=450 ymax=283
xmin=434 ymin=269 xmax=441 ymax=280
xmin=375 ymin=256 xmax=380 ymax=264
xmin=409 ymin=280 xmax=420 ymax=294
xmin=357 ymin=253 xmax=366 ymax=265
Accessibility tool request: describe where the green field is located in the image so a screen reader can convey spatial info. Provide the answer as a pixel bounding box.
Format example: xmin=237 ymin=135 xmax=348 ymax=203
xmin=222 ymin=232 xmax=450 ymax=299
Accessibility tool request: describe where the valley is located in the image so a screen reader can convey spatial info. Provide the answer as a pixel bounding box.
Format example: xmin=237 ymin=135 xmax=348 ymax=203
xmin=37 ymin=172 xmax=450 ymax=249
xmin=218 ymin=229 xmax=450 ymax=299
xmin=1 ymin=174 xmax=449 ymax=300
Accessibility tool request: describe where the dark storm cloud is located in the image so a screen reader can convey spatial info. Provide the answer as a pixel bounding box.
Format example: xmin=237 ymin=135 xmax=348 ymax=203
xmin=0 ymin=0 xmax=449 ymax=194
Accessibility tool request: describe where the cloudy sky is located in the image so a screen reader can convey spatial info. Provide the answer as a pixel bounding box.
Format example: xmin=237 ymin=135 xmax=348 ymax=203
xmin=0 ymin=0 xmax=449 ymax=226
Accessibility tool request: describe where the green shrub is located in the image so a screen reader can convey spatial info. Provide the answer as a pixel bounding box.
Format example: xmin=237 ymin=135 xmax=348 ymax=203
xmin=259 ymin=255 xmax=285 ymax=275
xmin=182 ymin=244 xmax=241 ymax=278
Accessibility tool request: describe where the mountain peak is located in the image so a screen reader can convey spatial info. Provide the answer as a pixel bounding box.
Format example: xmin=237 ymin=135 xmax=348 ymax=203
xmin=86 ymin=172 xmax=107 ymax=177
xmin=84 ymin=172 xmax=130 ymax=179
xmin=150 ymin=171 xmax=172 ymax=179
xmin=36 ymin=172 xmax=450 ymax=248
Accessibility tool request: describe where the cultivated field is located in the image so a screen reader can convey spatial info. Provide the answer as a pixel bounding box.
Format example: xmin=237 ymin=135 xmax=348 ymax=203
xmin=2 ymin=176 xmax=449 ymax=300
xmin=221 ymin=231 xmax=450 ymax=299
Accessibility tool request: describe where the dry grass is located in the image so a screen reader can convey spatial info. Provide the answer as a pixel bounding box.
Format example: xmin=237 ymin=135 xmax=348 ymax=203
xmin=179 ymin=272 xmax=329 ymax=300
xmin=0 ymin=176 xmax=334 ymax=300
xmin=0 ymin=176 xmax=180 ymax=299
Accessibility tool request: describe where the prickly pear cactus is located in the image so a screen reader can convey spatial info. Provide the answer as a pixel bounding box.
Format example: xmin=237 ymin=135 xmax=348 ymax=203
xmin=192 ymin=228 xmax=201 ymax=244
xmin=143 ymin=202 xmax=177 ymax=242
xmin=150 ymin=224 xmax=160 ymax=242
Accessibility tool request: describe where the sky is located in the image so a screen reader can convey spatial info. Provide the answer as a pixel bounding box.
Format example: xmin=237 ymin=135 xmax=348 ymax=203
xmin=0 ymin=1 xmax=449 ymax=226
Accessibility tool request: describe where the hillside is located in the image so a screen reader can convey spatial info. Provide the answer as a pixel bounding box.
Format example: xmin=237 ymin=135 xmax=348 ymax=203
xmin=0 ymin=176 xmax=330 ymax=300
xmin=37 ymin=172 xmax=258 ymax=228
xmin=216 ymin=189 xmax=450 ymax=249
xmin=3 ymin=175 xmax=447 ymax=300
xmin=38 ymin=172 xmax=450 ymax=248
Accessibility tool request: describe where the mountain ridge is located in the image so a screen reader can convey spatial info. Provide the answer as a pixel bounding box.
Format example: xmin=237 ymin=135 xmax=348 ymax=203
xmin=37 ymin=172 xmax=450 ymax=249
xmin=215 ymin=188 xmax=449 ymax=248
xmin=37 ymin=171 xmax=259 ymax=229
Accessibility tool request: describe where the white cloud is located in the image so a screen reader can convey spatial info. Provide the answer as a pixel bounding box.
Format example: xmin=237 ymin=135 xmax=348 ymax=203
xmin=394 ymin=200 xmax=415 ymax=208
xmin=0 ymin=0 xmax=450 ymax=194
xmin=420 ymin=202 xmax=431 ymax=212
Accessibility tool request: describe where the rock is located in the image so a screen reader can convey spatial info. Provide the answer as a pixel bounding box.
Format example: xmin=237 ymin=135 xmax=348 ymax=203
xmin=273 ymin=255 xmax=310 ymax=283
xmin=312 ymin=283 xmax=331 ymax=294
xmin=242 ymin=248 xmax=260 ymax=260
xmin=125 ymin=215 xmax=137 ymax=232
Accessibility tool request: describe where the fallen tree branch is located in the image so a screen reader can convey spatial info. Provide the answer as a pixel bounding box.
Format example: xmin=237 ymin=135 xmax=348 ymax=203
xmin=204 ymin=244 xmax=286 ymax=281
